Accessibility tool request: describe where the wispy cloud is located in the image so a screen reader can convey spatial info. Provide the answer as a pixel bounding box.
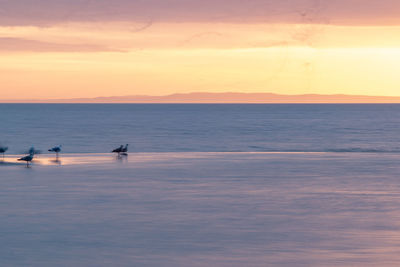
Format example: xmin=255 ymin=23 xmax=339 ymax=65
xmin=0 ymin=37 xmax=122 ymax=52
xmin=0 ymin=0 xmax=400 ymax=26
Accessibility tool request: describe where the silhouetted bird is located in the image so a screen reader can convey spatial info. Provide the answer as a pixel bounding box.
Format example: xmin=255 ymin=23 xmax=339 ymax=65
xmin=28 ymin=147 xmax=38 ymax=155
xmin=121 ymin=144 xmax=129 ymax=153
xmin=0 ymin=146 xmax=8 ymax=158
xmin=49 ymin=145 xmax=62 ymax=158
xmin=18 ymin=152 xmax=34 ymax=167
xmin=112 ymin=145 xmax=123 ymax=154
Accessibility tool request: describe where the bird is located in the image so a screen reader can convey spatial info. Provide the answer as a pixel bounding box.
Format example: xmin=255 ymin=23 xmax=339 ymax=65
xmin=0 ymin=146 xmax=8 ymax=159
xmin=119 ymin=144 xmax=129 ymax=156
xmin=112 ymin=145 xmax=123 ymax=155
xmin=25 ymin=146 xmax=41 ymax=155
xmin=121 ymin=144 xmax=129 ymax=154
xmin=48 ymin=145 xmax=62 ymax=158
xmin=18 ymin=151 xmax=34 ymax=167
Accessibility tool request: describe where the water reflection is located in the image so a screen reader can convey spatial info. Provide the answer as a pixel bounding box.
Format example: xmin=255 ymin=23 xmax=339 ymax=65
xmin=116 ymin=153 xmax=128 ymax=163
xmin=3 ymin=152 xmax=400 ymax=266
xmin=49 ymin=158 xmax=62 ymax=165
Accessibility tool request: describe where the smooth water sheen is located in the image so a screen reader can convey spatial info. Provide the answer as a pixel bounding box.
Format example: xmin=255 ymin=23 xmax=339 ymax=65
xmin=1 ymin=104 xmax=400 ymax=153
xmin=2 ymin=104 xmax=400 ymax=266
xmin=1 ymin=152 xmax=400 ymax=266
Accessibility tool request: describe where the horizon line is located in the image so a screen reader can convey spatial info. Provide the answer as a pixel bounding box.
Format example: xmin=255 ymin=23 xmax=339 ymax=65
xmin=3 ymin=92 xmax=400 ymax=104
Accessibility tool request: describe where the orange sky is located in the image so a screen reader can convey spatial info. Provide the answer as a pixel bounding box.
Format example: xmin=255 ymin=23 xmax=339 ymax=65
xmin=1 ymin=1 xmax=400 ymax=100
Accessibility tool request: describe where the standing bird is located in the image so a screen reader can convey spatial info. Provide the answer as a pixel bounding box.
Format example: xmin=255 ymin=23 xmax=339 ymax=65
xmin=112 ymin=145 xmax=123 ymax=155
xmin=18 ymin=151 xmax=34 ymax=167
xmin=29 ymin=147 xmax=35 ymax=155
xmin=48 ymin=145 xmax=62 ymax=159
xmin=121 ymin=144 xmax=129 ymax=154
xmin=0 ymin=146 xmax=8 ymax=159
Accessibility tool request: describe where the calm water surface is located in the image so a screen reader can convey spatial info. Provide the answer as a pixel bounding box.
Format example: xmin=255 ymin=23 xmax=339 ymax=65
xmin=1 ymin=104 xmax=400 ymax=266
xmin=0 ymin=104 xmax=400 ymax=153
xmin=1 ymin=153 xmax=400 ymax=266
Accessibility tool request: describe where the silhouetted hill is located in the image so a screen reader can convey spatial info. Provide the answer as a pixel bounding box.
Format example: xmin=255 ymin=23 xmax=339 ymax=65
xmin=3 ymin=92 xmax=400 ymax=103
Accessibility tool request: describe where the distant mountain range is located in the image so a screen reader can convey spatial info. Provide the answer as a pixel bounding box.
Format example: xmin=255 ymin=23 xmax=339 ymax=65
xmin=3 ymin=92 xmax=400 ymax=103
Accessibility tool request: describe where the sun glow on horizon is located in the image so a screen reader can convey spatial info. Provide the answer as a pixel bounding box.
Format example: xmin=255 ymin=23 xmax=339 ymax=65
xmin=2 ymin=22 xmax=400 ymax=100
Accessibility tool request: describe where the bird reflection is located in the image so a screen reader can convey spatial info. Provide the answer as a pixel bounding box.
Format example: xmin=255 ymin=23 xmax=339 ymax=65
xmin=50 ymin=158 xmax=62 ymax=165
xmin=116 ymin=153 xmax=128 ymax=163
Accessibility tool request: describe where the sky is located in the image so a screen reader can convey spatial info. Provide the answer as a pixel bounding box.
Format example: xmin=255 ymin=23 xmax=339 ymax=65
xmin=2 ymin=0 xmax=400 ymax=99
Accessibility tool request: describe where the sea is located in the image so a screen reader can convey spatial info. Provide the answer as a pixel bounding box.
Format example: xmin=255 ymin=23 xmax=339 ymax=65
xmin=0 ymin=104 xmax=399 ymax=153
xmin=2 ymin=104 xmax=400 ymax=266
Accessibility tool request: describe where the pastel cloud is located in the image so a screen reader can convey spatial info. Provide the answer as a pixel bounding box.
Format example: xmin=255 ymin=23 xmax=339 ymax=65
xmin=0 ymin=0 xmax=400 ymax=26
xmin=0 ymin=37 xmax=120 ymax=52
xmin=1 ymin=0 xmax=400 ymax=100
xmin=2 ymin=23 xmax=400 ymax=54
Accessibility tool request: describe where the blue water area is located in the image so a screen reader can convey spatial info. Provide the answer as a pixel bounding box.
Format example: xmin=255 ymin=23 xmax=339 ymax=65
xmin=2 ymin=104 xmax=400 ymax=266
xmin=1 ymin=152 xmax=400 ymax=266
xmin=0 ymin=104 xmax=400 ymax=153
